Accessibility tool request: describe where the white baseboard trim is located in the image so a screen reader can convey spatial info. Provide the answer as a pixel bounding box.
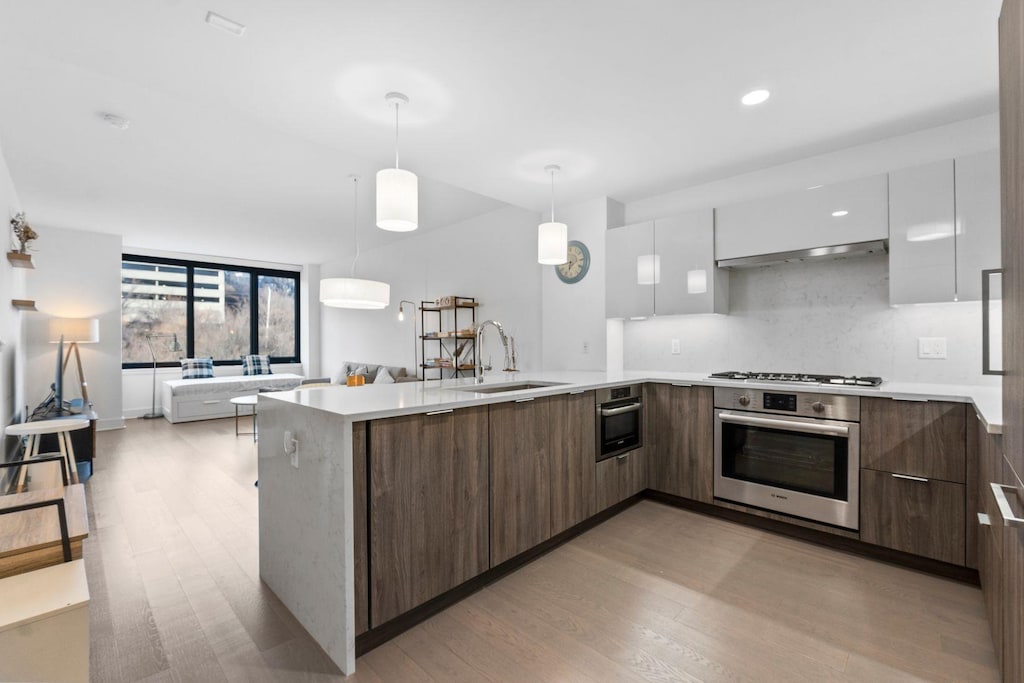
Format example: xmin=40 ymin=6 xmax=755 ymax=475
xmin=97 ymin=417 xmax=126 ymax=431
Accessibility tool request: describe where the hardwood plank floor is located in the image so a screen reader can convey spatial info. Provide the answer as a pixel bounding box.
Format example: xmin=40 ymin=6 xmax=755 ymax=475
xmin=84 ymin=418 xmax=998 ymax=681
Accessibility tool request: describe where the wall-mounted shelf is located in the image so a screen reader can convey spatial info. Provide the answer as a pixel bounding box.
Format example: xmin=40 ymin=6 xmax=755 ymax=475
xmin=11 ymin=299 xmax=37 ymax=311
xmin=6 ymin=251 xmax=34 ymax=269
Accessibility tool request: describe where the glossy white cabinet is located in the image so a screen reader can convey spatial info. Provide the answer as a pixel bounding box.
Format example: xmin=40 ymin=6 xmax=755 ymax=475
xmin=654 ymin=209 xmax=727 ymax=315
xmin=888 ymin=151 xmax=1000 ymax=304
xmin=605 ymin=209 xmax=726 ymax=319
xmin=888 ymin=159 xmax=956 ymax=304
xmin=606 ymin=220 xmax=654 ymax=319
xmin=715 ymin=174 xmax=888 ymax=261
xmin=955 ymin=150 xmax=1001 ymax=301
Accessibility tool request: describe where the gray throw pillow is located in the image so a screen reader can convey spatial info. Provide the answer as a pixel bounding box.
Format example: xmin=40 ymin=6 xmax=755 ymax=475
xmin=374 ymin=367 xmax=395 ymax=384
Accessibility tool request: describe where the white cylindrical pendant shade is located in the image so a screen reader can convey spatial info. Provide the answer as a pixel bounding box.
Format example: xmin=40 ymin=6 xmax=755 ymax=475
xmin=319 ymin=278 xmax=391 ymax=309
xmin=637 ymin=254 xmax=661 ymax=285
xmin=538 ymin=221 xmax=568 ymax=265
xmin=376 ymin=168 xmax=418 ymax=232
xmin=687 ymin=269 xmax=708 ymax=294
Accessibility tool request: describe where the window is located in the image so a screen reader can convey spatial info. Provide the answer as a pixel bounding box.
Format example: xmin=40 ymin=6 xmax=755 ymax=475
xmin=122 ymin=254 xmax=300 ymax=368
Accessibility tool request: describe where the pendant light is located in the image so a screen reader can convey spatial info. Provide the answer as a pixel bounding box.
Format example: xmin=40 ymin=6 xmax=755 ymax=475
xmin=320 ymin=176 xmax=391 ymax=309
xmin=376 ymin=92 xmax=418 ymax=232
xmin=538 ymin=164 xmax=568 ymax=265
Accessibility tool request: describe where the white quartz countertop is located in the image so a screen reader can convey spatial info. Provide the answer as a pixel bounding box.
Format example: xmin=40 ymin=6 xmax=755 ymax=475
xmin=262 ymin=370 xmax=1003 ymax=434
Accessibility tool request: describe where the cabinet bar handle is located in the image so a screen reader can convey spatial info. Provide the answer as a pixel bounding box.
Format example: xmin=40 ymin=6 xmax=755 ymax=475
xmin=982 ymin=268 xmax=1005 ymax=376
xmin=515 ymin=397 xmax=535 ymax=403
xmin=426 ymin=409 xmax=453 ymax=416
xmin=891 ymin=473 xmax=929 ymax=483
xmin=569 ymin=390 xmax=586 ymax=395
xmin=616 ymin=453 xmax=629 ymax=460
xmin=203 ymin=400 xmax=221 ymax=405
xmin=671 ymin=383 xmax=693 ymax=387
xmin=893 ymin=397 xmax=929 ymax=403
xmin=990 ymin=482 xmax=1024 ymax=528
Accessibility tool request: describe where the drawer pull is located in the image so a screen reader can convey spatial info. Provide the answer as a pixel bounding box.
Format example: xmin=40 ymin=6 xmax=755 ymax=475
xmin=671 ymin=383 xmax=693 ymax=387
xmin=978 ymin=512 xmax=991 ymax=527
xmin=616 ymin=453 xmax=629 ymax=461
xmin=569 ymin=390 xmax=586 ymax=395
xmin=891 ymin=473 xmax=929 ymax=483
xmin=893 ymin=397 xmax=929 ymax=402
xmin=515 ymin=397 xmax=535 ymax=403
xmin=990 ymin=483 xmax=1024 ymax=528
xmin=203 ymin=400 xmax=221 ymax=405
xmin=425 ymin=409 xmax=453 ymax=416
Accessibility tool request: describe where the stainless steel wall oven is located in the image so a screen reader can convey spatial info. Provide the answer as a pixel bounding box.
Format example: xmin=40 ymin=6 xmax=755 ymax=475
xmin=714 ymin=387 xmax=860 ymax=530
xmin=596 ymin=385 xmax=643 ymax=462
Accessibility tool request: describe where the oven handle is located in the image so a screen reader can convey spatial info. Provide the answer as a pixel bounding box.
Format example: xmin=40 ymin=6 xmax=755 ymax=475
xmin=718 ymin=411 xmax=850 ymax=437
xmin=600 ymin=402 xmax=642 ymax=417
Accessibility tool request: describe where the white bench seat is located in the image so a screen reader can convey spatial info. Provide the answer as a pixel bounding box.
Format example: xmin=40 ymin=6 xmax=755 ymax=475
xmin=161 ymin=374 xmax=304 ymax=423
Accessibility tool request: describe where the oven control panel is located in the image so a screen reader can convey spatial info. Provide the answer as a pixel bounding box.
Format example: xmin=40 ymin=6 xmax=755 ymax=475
xmin=713 ymin=387 xmax=860 ymax=422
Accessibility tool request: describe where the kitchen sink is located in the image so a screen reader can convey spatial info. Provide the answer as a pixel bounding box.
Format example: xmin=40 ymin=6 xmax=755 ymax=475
xmin=450 ymin=381 xmax=569 ymax=394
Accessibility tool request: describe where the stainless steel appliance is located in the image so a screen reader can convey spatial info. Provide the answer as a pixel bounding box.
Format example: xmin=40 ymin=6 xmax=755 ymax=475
xmin=596 ymin=385 xmax=643 ymax=461
xmin=709 ymin=370 xmax=882 ymax=387
xmin=714 ymin=386 xmax=861 ymax=529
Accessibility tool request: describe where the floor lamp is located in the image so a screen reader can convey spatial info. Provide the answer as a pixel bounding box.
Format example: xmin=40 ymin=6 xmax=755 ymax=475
xmin=143 ymin=333 xmax=182 ymax=419
xmin=48 ymin=318 xmax=99 ymax=408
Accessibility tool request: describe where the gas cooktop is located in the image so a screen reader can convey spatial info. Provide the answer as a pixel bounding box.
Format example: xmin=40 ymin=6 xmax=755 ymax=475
xmin=709 ymin=371 xmax=883 ymax=387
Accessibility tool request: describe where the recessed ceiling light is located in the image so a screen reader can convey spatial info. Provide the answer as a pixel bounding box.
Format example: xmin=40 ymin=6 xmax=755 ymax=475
xmin=741 ymin=89 xmax=770 ymax=106
xmin=205 ymin=11 xmax=246 ymax=37
xmin=100 ymin=112 xmax=130 ymax=130
xmin=832 ymin=210 xmax=849 ymax=217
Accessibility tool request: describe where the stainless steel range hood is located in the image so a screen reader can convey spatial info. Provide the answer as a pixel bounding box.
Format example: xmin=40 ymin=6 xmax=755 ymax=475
xmin=716 ymin=239 xmax=888 ymax=269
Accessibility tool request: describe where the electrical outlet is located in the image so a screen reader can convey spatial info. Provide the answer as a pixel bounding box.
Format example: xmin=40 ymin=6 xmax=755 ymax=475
xmin=284 ymin=430 xmax=299 ymax=468
xmin=671 ymin=339 xmax=681 ymax=355
xmin=582 ymin=340 xmax=589 ymax=354
xmin=918 ymin=337 xmax=948 ymax=359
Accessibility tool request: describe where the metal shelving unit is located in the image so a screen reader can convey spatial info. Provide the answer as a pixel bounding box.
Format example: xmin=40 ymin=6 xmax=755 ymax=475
xmin=419 ymin=296 xmax=478 ymax=380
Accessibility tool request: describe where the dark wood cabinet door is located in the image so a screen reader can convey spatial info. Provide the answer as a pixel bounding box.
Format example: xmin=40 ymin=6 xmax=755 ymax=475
xmin=490 ymin=398 xmax=554 ymax=566
xmin=369 ymin=406 xmax=489 ymax=626
xmin=596 ymin=449 xmax=645 ymax=512
xmin=352 ymin=422 xmax=368 ymax=635
xmin=550 ymin=391 xmax=596 ymax=536
xmin=860 ymin=469 xmax=965 ymax=565
xmin=861 ymin=398 xmax=966 ymax=482
xmin=646 ymin=384 xmax=713 ymax=502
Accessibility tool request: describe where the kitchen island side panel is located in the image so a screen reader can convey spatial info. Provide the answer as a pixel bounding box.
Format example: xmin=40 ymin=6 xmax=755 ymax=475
xmin=257 ymin=397 xmax=355 ymax=674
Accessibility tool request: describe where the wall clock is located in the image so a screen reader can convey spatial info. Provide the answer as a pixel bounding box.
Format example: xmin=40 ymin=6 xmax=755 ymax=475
xmin=556 ymin=240 xmax=590 ymax=284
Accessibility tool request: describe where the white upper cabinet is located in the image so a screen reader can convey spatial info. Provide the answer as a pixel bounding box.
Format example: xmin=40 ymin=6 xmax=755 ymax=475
xmin=715 ymin=174 xmax=889 ymax=262
xmin=954 ymin=150 xmax=1001 ymax=301
xmin=888 ymin=151 xmax=1000 ymax=304
xmin=654 ymin=209 xmax=727 ymax=316
xmin=605 ymin=209 xmax=726 ymax=319
xmin=605 ymin=220 xmax=655 ymax=319
xmin=888 ymin=159 xmax=956 ymax=304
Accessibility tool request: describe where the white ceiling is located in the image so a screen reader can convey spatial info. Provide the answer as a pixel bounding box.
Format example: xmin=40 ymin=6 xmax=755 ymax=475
xmin=0 ymin=0 xmax=1002 ymax=265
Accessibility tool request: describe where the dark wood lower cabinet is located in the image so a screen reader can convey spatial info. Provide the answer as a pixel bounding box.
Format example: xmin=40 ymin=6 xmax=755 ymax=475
xmin=861 ymin=398 xmax=966 ymax=482
xmin=596 ymin=449 xmax=645 ymax=511
xmin=368 ymin=406 xmax=489 ymax=626
xmin=549 ymin=391 xmax=597 ymax=536
xmin=353 ymin=422 xmax=368 ymax=636
xmin=860 ymin=469 xmax=965 ymax=565
xmin=645 ymin=384 xmax=714 ymax=503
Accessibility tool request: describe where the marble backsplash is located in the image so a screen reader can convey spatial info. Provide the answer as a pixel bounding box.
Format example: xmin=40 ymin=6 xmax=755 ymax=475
xmin=623 ymin=253 xmax=1000 ymax=387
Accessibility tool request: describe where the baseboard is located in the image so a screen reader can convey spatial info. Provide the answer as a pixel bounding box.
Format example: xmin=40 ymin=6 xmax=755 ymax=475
xmin=97 ymin=417 xmax=126 ymax=431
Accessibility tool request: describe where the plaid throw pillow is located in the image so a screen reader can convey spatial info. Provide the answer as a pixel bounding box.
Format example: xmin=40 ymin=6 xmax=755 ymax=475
xmin=242 ymin=354 xmax=272 ymax=376
xmin=180 ymin=358 xmax=214 ymax=379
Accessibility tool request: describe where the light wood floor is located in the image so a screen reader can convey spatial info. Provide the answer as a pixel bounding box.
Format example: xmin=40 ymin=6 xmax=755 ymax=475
xmin=83 ymin=418 xmax=999 ymax=682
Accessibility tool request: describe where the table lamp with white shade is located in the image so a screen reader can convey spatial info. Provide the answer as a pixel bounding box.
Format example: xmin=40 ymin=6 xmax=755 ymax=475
xmin=48 ymin=317 xmax=99 ymax=407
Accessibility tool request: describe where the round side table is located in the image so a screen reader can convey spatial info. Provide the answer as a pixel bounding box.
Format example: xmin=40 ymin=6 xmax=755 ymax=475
xmin=4 ymin=417 xmax=90 ymax=492
xmin=230 ymin=395 xmax=258 ymax=442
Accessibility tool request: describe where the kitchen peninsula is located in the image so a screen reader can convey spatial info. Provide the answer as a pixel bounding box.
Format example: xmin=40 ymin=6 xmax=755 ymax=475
xmin=257 ymin=371 xmax=1002 ymax=675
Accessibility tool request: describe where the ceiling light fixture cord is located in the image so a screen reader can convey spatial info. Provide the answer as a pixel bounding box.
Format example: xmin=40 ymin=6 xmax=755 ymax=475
xmin=394 ymin=100 xmax=400 ymax=170
xmin=550 ymin=167 xmax=556 ymax=223
xmin=351 ymin=176 xmax=360 ymax=277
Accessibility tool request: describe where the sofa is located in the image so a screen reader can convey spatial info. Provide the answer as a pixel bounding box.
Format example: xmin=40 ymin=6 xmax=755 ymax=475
xmin=337 ymin=361 xmax=418 ymax=384
xmin=161 ymin=373 xmax=304 ymax=423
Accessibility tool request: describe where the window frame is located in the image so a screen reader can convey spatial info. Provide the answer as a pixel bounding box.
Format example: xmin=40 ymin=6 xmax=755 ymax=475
xmin=121 ymin=253 xmax=301 ymax=369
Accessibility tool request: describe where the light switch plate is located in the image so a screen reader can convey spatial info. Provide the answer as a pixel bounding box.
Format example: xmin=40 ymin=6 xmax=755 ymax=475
xmin=671 ymin=339 xmax=681 ymax=355
xmin=918 ymin=337 xmax=947 ymax=359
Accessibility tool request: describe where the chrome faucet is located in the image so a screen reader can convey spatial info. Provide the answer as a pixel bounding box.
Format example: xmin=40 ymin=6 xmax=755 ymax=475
xmin=476 ymin=320 xmax=515 ymax=382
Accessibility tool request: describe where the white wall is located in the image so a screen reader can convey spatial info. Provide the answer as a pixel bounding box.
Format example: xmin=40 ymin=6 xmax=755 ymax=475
xmin=319 ymin=205 xmax=542 ymax=380
xmin=618 ymin=114 xmax=1001 ymax=386
xmin=0 ymin=140 xmax=25 ymax=458
xmin=24 ymin=226 xmax=125 ymax=430
xmin=540 ymin=197 xmax=623 ymax=370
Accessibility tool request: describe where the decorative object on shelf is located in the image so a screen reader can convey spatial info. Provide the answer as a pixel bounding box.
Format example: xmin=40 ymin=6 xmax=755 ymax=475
xmin=538 ymin=164 xmax=568 ymax=265
xmin=398 ymin=300 xmax=418 ymax=372
xmin=11 ymin=299 xmax=36 ymax=311
xmin=377 ymin=92 xmax=418 ymax=232
xmin=142 ymin=333 xmax=183 ymax=419
xmin=10 ymin=213 xmax=37 ymax=254
xmin=420 ymin=296 xmax=478 ymax=379
xmin=48 ymin=318 xmax=99 ymax=408
xmin=320 ymin=176 xmax=391 ymax=309
xmin=556 ymin=240 xmax=591 ymax=284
